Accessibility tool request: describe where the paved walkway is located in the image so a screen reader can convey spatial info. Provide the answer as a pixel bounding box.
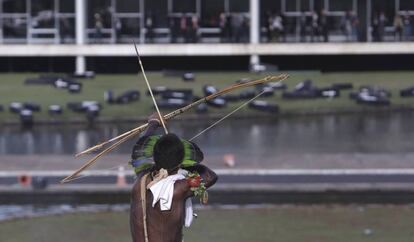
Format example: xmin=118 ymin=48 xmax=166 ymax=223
xmin=1 ymin=153 xmax=414 ymax=171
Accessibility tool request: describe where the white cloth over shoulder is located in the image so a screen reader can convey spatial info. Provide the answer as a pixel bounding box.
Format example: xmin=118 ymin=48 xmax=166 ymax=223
xmin=148 ymin=169 xmax=193 ymax=227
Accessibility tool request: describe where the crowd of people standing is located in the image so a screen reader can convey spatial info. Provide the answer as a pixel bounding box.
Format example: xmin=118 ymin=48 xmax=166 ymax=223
xmin=372 ymin=12 xmax=412 ymax=42
xmin=88 ymin=9 xmax=413 ymax=44
xmin=264 ymin=9 xmax=359 ymax=43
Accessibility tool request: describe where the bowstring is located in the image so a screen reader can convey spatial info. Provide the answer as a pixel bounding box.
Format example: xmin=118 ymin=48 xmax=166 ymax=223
xmin=62 ymin=163 xmax=127 ymax=183
xmin=189 ymin=78 xmax=285 ymax=141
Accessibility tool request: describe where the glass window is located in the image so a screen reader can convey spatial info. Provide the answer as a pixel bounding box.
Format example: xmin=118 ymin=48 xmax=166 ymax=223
xmin=201 ymin=0 xmax=224 ymax=27
xmin=31 ymin=0 xmax=55 ymax=28
xmin=173 ymin=0 xmax=196 ymax=13
xmin=59 ymin=17 xmax=76 ymax=42
xmin=283 ymin=16 xmax=297 ymax=34
xmin=145 ymin=0 xmax=168 ymax=27
xmin=59 ymin=0 xmax=75 ymax=13
xmin=300 ymin=0 xmax=310 ymax=12
xmin=3 ymin=0 xmax=26 ymax=13
xmin=314 ymin=0 xmax=325 ymax=12
xmin=286 ymin=0 xmax=297 ymax=12
xmin=117 ymin=18 xmax=140 ymax=36
xmin=372 ymin=0 xmax=395 ymax=25
xmin=261 ymin=0 xmax=281 ymax=14
xmin=31 ymin=0 xmax=53 ymax=14
xmin=116 ymin=0 xmax=139 ymax=13
xmin=229 ymin=0 xmax=248 ymax=12
xmin=3 ymin=17 xmax=27 ymax=38
xmin=400 ymin=0 xmax=414 ymax=10
xmin=329 ymin=0 xmax=353 ymax=12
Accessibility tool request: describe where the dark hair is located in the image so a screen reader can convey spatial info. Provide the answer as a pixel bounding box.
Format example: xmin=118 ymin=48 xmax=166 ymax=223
xmin=153 ymin=133 xmax=184 ymax=171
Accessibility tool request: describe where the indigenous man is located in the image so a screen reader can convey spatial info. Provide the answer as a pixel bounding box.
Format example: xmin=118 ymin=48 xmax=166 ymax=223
xmin=130 ymin=114 xmax=218 ymax=242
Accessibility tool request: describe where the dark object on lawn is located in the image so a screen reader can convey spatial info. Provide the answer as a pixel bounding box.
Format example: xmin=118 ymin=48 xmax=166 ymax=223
xmin=20 ymin=109 xmax=34 ymax=127
xmin=161 ymin=89 xmax=193 ymax=100
xmin=207 ymin=98 xmax=227 ymax=108
xmin=86 ymin=105 xmax=100 ymax=117
xmin=147 ymin=86 xmax=168 ymax=96
xmin=23 ymin=102 xmax=41 ymax=112
xmin=25 ymin=78 xmax=52 ymax=85
xmin=282 ymin=80 xmax=339 ymax=99
xmin=222 ymin=94 xmax=240 ymax=102
xmin=356 ymin=92 xmax=390 ymax=106
xmin=31 ymin=177 xmax=49 ymax=190
xmin=54 ymin=78 xmax=71 ymax=89
xmin=86 ymin=105 xmax=101 ymax=123
xmin=235 ymin=78 xmax=251 ymax=84
xmin=9 ymin=102 xmax=41 ymax=113
xmin=317 ymin=88 xmax=340 ymax=98
xmin=104 ymin=90 xmax=115 ymax=103
xmin=9 ymin=102 xmax=23 ymax=113
xmin=68 ymin=83 xmax=82 ymax=93
xmin=0 ymin=105 xmax=3 ymax=112
xmin=350 ymin=86 xmax=391 ymax=100
xmin=115 ymin=90 xmax=140 ymax=104
xmin=282 ymin=79 xmax=319 ymax=99
xmin=331 ymin=83 xmax=353 ymax=90
xmin=248 ymin=100 xmax=279 ymax=113
xmin=267 ymin=82 xmax=287 ymax=90
xmin=48 ymin=105 xmax=63 ymax=115
xmin=25 ymin=75 xmax=67 ymax=85
xmin=400 ymin=86 xmax=414 ymax=97
xmin=295 ymin=79 xmax=313 ymax=92
xmin=158 ymin=99 xmax=189 ymax=109
xmin=182 ymin=72 xmax=195 ymax=81
xmin=196 ymin=103 xmax=208 ymax=114
xmin=203 ymin=85 xmax=218 ymax=96
xmin=361 ymin=86 xmax=391 ymax=97
xmin=72 ymin=71 xmax=95 ymax=79
xmin=239 ymin=90 xmax=256 ymax=100
xmin=259 ymin=86 xmax=275 ymax=97
xmin=67 ymin=101 xmax=101 ymax=113
xmin=351 ymin=86 xmax=391 ymax=106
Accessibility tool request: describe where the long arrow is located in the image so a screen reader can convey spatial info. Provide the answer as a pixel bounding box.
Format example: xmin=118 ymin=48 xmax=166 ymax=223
xmin=133 ymin=40 xmax=168 ymax=134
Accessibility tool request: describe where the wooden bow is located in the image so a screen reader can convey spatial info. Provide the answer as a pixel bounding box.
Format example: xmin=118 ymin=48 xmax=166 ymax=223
xmin=61 ymin=73 xmax=289 ymax=183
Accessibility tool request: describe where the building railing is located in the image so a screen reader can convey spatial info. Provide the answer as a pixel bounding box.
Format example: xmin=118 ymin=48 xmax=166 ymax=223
xmin=1 ymin=0 xmax=414 ymax=45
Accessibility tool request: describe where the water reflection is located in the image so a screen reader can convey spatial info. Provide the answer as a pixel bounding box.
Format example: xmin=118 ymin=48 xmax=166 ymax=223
xmin=1 ymin=112 xmax=414 ymax=155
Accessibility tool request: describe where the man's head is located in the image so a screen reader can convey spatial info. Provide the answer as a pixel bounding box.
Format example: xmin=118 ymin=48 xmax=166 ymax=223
xmin=153 ymin=133 xmax=184 ymax=172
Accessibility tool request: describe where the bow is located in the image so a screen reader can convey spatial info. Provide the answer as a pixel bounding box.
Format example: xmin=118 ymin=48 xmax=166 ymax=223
xmin=61 ymin=73 xmax=289 ymax=183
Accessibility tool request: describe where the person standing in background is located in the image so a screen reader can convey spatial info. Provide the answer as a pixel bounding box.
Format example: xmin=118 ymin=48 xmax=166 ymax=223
xmin=319 ymin=9 xmax=329 ymax=42
xmin=180 ymin=15 xmax=187 ymax=43
xmin=311 ymin=11 xmax=319 ymax=42
xmin=350 ymin=11 xmax=359 ymax=42
xmin=403 ymin=13 xmax=412 ymax=41
xmin=378 ymin=11 xmax=387 ymax=42
xmin=299 ymin=12 xmax=307 ymax=42
xmin=94 ymin=13 xmax=103 ymax=43
xmin=394 ymin=13 xmax=403 ymax=41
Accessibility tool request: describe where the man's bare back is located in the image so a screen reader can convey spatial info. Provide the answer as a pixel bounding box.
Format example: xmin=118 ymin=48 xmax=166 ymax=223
xmin=130 ymin=165 xmax=217 ymax=242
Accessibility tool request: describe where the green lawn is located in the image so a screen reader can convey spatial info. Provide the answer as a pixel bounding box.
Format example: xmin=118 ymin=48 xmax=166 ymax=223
xmin=1 ymin=205 xmax=414 ymax=242
xmin=1 ymin=71 xmax=414 ymax=123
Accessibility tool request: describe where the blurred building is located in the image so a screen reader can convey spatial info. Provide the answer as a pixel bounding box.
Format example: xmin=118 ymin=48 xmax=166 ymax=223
xmin=0 ymin=0 xmax=414 ymax=72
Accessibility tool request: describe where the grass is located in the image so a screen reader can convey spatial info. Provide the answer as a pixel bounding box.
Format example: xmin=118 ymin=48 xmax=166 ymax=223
xmin=1 ymin=71 xmax=414 ymax=123
xmin=0 ymin=205 xmax=414 ymax=242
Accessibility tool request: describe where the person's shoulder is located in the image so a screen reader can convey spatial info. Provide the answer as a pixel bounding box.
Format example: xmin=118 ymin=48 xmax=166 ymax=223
xmin=174 ymin=179 xmax=191 ymax=198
